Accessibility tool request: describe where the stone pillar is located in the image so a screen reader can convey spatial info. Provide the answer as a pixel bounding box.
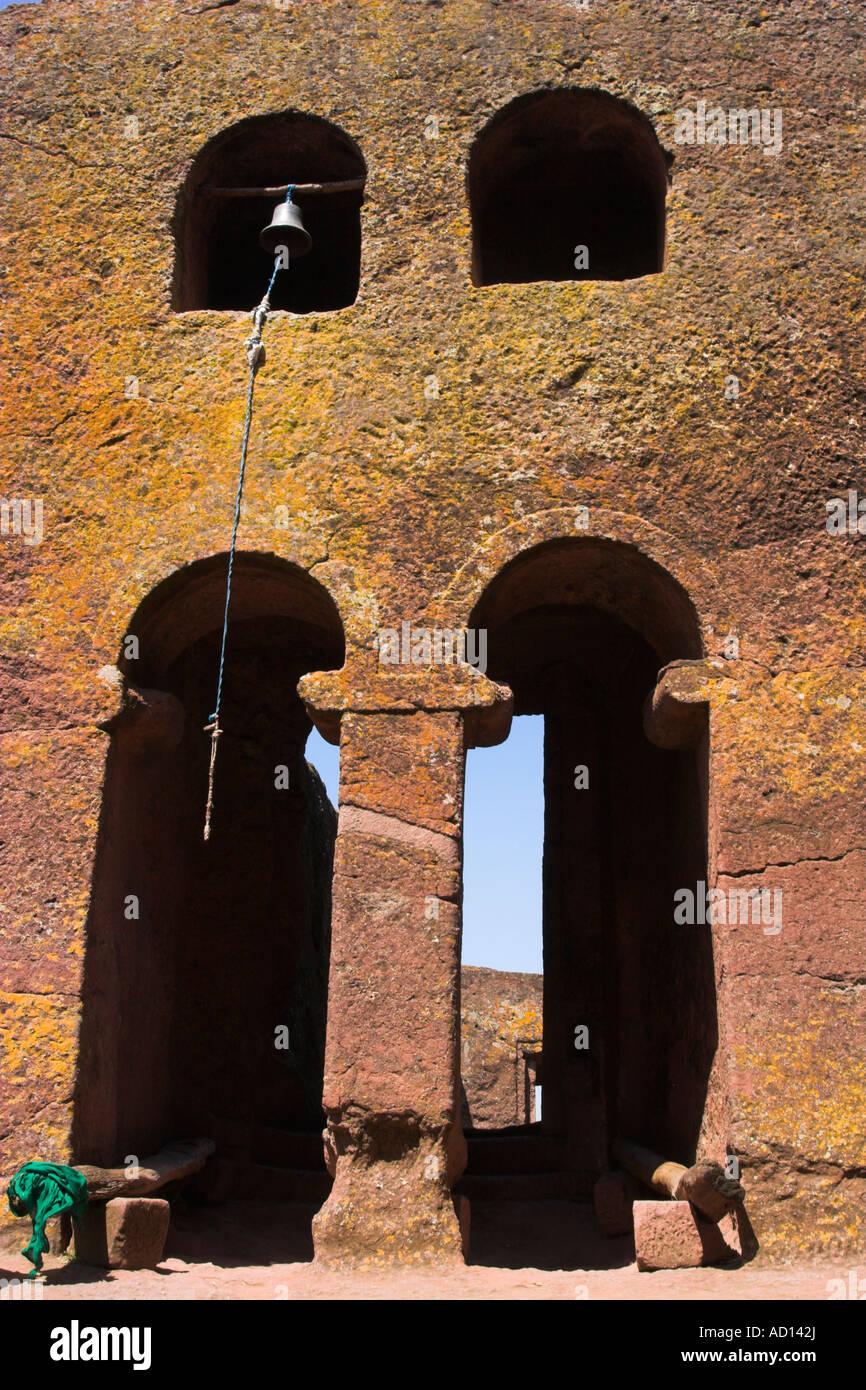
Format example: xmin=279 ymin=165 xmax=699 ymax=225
xmin=298 ymin=658 xmax=511 ymax=1265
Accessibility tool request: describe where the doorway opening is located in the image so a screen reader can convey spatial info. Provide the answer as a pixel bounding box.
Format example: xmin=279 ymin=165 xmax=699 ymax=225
xmin=72 ymin=555 xmax=344 ymax=1254
xmin=460 ymin=714 xmax=544 ymax=1132
xmin=456 ymin=538 xmax=715 ymax=1267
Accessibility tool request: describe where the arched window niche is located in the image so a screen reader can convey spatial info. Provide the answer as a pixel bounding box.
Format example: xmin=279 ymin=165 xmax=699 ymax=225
xmin=172 ymin=111 xmax=366 ymax=313
xmin=468 ymin=89 xmax=670 ymax=287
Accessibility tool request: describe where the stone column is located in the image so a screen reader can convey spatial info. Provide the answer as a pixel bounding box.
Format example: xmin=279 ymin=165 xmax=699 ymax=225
xmin=298 ymin=658 xmax=511 ymax=1265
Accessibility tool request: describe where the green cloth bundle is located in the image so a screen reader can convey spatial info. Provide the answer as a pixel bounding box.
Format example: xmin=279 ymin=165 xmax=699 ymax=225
xmin=6 ymin=1161 xmax=89 ymax=1273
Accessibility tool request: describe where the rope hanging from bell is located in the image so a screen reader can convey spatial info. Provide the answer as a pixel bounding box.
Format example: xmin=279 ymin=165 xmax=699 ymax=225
xmin=203 ymin=186 xmax=311 ymax=841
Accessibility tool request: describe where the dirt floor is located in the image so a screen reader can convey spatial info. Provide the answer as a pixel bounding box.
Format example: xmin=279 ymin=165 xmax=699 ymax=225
xmin=0 ymin=1200 xmax=857 ymax=1300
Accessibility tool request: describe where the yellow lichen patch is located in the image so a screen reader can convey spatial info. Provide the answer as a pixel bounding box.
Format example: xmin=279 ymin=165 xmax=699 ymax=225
xmin=713 ymin=669 xmax=866 ymax=802
xmin=0 ymin=992 xmax=80 ymax=1102
xmin=733 ymin=1007 xmax=866 ymax=1169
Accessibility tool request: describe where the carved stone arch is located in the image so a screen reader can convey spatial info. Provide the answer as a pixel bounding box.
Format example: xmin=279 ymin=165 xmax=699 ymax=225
xmin=437 ymin=507 xmax=723 ymax=655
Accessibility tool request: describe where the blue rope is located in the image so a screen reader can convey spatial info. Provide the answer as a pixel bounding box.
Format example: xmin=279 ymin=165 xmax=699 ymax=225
xmin=210 ymin=261 xmax=281 ymax=716
xmin=203 ymin=252 xmax=285 ymax=840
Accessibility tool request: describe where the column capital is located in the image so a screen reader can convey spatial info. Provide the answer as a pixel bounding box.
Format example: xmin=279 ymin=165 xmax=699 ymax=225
xmin=297 ymin=653 xmax=513 ymax=748
xmin=643 ymin=658 xmax=727 ymax=748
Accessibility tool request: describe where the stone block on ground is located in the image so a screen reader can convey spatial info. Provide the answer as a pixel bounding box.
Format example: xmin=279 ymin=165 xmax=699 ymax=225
xmin=74 ymin=1197 xmax=170 ymax=1270
xmin=634 ymin=1199 xmax=743 ymax=1271
xmin=634 ymin=1200 xmax=703 ymax=1270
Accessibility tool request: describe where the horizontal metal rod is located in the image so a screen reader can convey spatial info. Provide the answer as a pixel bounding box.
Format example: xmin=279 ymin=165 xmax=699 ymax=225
xmin=198 ymin=178 xmax=365 ymax=198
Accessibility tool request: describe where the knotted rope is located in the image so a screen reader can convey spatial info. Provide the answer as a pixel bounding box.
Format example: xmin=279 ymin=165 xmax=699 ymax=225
xmin=203 ymin=196 xmax=296 ymax=840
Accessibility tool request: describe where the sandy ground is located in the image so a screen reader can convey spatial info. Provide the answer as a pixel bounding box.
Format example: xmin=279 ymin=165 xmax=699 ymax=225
xmin=1 ymin=1201 xmax=858 ymax=1301
xmin=2 ymin=1255 xmax=852 ymax=1302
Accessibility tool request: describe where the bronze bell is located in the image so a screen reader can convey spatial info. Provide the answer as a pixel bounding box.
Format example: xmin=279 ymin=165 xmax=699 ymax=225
xmin=259 ymin=194 xmax=312 ymax=258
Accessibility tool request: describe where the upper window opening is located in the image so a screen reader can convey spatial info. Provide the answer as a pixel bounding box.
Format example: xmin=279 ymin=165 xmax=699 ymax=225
xmin=172 ymin=112 xmax=366 ymax=313
xmin=468 ymin=89 xmax=669 ymax=287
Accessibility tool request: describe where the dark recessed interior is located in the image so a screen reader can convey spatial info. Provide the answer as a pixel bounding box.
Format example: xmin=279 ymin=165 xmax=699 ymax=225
xmin=468 ymin=90 xmax=669 ymax=286
xmin=172 ymin=112 xmax=366 ymax=313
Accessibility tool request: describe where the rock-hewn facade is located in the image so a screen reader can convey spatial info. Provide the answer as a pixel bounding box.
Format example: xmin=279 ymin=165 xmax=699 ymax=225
xmin=461 ymin=966 xmax=543 ymax=1129
xmin=0 ymin=0 xmax=863 ymax=1266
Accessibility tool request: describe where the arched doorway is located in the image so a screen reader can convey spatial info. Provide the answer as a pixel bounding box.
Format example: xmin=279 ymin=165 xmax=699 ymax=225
xmin=457 ymin=537 xmax=717 ymax=1263
xmin=72 ymin=554 xmax=344 ymax=1222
